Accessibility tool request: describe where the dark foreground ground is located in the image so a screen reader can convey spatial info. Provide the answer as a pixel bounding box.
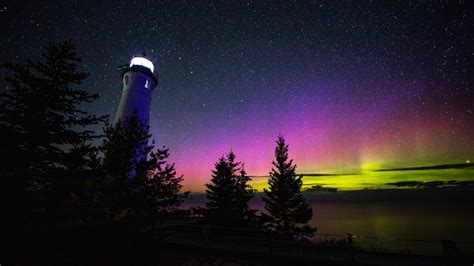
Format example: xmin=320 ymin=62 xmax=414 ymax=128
xmin=4 ymin=228 xmax=473 ymax=266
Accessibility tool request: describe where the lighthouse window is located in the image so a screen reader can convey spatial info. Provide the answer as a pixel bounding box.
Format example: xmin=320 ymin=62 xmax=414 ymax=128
xmin=145 ymin=80 xmax=150 ymax=88
xmin=124 ymin=75 xmax=129 ymax=85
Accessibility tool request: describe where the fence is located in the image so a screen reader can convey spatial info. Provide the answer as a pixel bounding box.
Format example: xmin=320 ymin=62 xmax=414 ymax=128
xmin=157 ymin=223 xmax=474 ymax=259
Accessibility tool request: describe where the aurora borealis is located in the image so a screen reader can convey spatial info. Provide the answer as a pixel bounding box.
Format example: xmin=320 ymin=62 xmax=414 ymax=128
xmin=2 ymin=1 xmax=472 ymax=192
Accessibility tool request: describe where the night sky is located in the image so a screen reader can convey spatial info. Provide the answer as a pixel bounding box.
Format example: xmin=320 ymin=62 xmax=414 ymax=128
xmin=2 ymin=1 xmax=472 ymax=191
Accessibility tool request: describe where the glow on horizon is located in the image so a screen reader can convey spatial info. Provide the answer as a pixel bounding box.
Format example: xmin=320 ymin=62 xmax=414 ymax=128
xmin=155 ymin=110 xmax=473 ymax=192
xmin=149 ymin=72 xmax=473 ymax=193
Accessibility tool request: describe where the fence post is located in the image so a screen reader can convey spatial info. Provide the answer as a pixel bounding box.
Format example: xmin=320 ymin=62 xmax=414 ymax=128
xmin=347 ymin=233 xmax=353 ymax=245
xmin=347 ymin=233 xmax=355 ymax=263
xmin=441 ymin=240 xmax=457 ymax=257
xmin=268 ymin=234 xmax=273 ymax=255
xmin=202 ymin=224 xmax=209 ymax=248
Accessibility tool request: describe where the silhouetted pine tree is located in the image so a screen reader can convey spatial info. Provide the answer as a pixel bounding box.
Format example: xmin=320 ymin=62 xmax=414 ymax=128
xmin=236 ymin=165 xmax=258 ymax=222
xmin=205 ymin=151 xmax=256 ymax=226
xmin=99 ymin=113 xmax=188 ymax=227
xmin=102 ymin=114 xmax=150 ymax=181
xmin=141 ymin=146 xmax=189 ymax=230
xmin=0 ymin=41 xmax=106 ymax=226
xmin=262 ymin=135 xmax=316 ymax=240
xmin=99 ymin=114 xmax=150 ymax=222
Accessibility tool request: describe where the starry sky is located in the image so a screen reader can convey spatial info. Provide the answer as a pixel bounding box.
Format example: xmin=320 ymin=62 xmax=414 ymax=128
xmin=1 ymin=1 xmax=472 ymax=192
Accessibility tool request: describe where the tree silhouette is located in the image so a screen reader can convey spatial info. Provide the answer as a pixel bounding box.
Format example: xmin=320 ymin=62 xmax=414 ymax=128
xmin=235 ymin=165 xmax=258 ymax=222
xmin=140 ymin=145 xmax=189 ymax=230
xmin=0 ymin=41 xmax=106 ymax=226
xmin=262 ymin=135 xmax=316 ymax=240
xmin=99 ymin=113 xmax=188 ymax=227
xmin=204 ymin=151 xmax=256 ymax=226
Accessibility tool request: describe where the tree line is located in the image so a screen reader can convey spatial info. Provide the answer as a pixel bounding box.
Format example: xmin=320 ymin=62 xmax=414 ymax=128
xmin=0 ymin=41 xmax=316 ymax=241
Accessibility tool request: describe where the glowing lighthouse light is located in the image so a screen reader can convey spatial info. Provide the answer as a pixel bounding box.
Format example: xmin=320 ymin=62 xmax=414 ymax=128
xmin=130 ymin=56 xmax=154 ymax=73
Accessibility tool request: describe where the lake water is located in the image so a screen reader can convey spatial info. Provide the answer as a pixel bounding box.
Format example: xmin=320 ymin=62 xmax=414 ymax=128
xmin=183 ymin=189 xmax=474 ymax=255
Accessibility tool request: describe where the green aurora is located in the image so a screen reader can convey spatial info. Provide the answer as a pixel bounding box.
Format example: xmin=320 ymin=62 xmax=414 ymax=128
xmin=249 ymin=163 xmax=474 ymax=191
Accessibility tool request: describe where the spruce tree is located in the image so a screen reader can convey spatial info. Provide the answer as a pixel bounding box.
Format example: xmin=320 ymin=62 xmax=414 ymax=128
xmin=141 ymin=146 xmax=189 ymax=229
xmin=99 ymin=114 xmax=150 ymax=222
xmin=205 ymin=151 xmax=256 ymax=226
xmin=262 ymin=135 xmax=316 ymax=240
xmin=99 ymin=113 xmax=188 ymax=227
xmin=236 ymin=165 xmax=258 ymax=222
xmin=0 ymin=41 xmax=106 ymax=226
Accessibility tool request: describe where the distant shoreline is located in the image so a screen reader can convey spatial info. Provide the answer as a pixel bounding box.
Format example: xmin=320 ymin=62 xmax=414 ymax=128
xmin=185 ymin=187 xmax=474 ymax=204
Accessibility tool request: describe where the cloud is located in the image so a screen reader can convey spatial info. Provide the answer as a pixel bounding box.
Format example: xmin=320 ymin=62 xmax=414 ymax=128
xmin=376 ymin=163 xmax=473 ymax=172
xmin=249 ymin=173 xmax=358 ymax=178
xmin=386 ymin=180 xmax=474 ymax=188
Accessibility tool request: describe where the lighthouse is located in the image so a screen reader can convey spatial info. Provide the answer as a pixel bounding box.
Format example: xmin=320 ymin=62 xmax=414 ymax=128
xmin=114 ymin=56 xmax=158 ymax=126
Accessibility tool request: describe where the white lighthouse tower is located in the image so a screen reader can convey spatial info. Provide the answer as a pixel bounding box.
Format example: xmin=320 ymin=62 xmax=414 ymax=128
xmin=114 ymin=56 xmax=158 ymax=126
